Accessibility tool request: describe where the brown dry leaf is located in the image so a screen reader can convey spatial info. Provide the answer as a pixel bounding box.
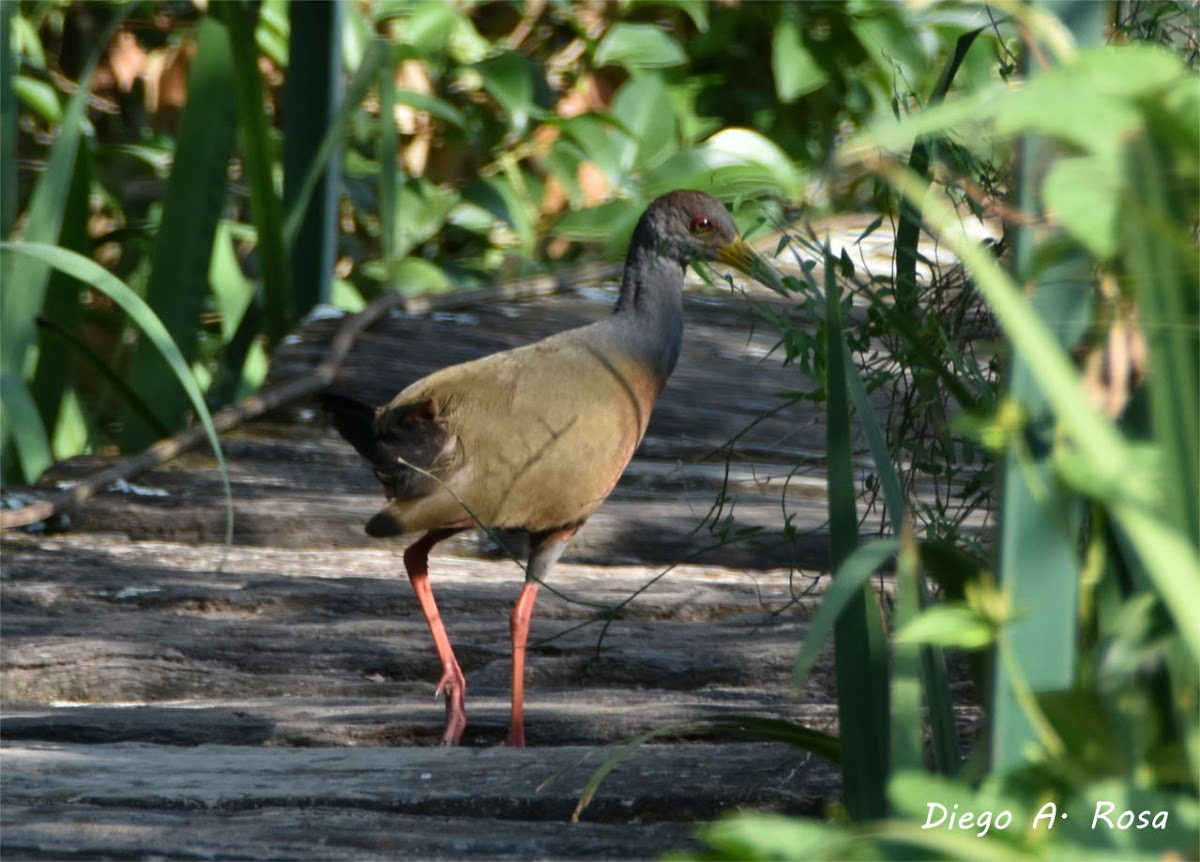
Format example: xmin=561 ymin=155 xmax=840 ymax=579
xmin=577 ymin=161 xmax=609 ymax=206
xmin=106 ymin=31 xmax=147 ymax=93
xmin=542 ymin=174 xmax=568 ymax=216
xmin=396 ymin=59 xmax=435 ymax=177
xmin=1081 ymin=301 xmax=1148 ymax=420
xmin=144 ymin=40 xmax=195 ymax=130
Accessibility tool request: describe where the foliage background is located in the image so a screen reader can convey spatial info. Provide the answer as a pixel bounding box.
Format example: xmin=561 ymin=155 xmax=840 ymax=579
xmin=2 ymin=0 xmax=1007 ymax=478
xmin=2 ymin=1 xmax=1198 ymax=859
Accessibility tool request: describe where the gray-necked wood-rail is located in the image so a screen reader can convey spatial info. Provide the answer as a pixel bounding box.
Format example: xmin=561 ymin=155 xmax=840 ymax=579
xmin=321 ymin=190 xmax=783 ymax=746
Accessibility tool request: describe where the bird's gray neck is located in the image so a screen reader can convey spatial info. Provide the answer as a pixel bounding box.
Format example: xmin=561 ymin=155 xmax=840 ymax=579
xmin=611 ymin=247 xmax=685 ymax=381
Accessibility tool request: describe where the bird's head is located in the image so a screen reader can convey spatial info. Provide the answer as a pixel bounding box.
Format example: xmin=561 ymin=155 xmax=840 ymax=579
xmin=634 ymin=190 xmax=787 ymax=295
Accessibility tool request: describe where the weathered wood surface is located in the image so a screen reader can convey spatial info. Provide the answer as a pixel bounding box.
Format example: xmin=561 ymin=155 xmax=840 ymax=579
xmin=1 ymin=533 xmax=842 ymax=860
xmin=1 ymin=214 xmax=988 ymax=860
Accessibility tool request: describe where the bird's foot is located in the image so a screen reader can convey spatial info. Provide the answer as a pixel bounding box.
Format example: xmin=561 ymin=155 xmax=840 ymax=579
xmin=435 ymin=666 xmax=467 ymax=746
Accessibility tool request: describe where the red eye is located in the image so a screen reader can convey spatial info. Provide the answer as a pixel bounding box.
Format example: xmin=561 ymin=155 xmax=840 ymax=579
xmin=690 ymin=215 xmax=713 ymax=234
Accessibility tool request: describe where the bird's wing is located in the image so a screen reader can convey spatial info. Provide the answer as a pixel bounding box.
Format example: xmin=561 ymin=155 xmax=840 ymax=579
xmin=380 ymin=325 xmax=664 ymax=533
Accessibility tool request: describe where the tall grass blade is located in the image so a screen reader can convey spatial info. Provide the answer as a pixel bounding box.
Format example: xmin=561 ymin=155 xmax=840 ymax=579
xmin=1122 ymin=136 xmax=1199 ymax=549
xmin=219 ymin=0 xmax=292 ymax=345
xmin=282 ymin=39 xmax=391 ymax=251
xmin=792 ymin=539 xmax=899 ymax=693
xmin=823 ymin=249 xmax=890 ymax=819
xmin=119 ymin=15 xmax=238 ymax=451
xmin=1 ymin=0 xmax=16 ymax=238
xmin=0 ymin=242 xmax=233 ymax=544
xmin=283 ymin=0 xmax=343 ymax=312
xmin=994 ymin=122 xmax=1088 ymax=769
xmin=890 ymin=526 xmax=925 ymax=775
xmin=378 ymin=44 xmax=398 ymax=277
xmin=895 ymin=25 xmax=986 ymax=317
xmin=843 ymin=340 xmax=960 ymax=773
xmin=30 ymin=140 xmax=91 ymax=447
xmin=0 ymin=373 xmax=49 ymax=480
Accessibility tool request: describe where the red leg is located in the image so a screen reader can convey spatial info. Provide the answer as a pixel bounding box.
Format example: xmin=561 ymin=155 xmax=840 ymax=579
xmin=404 ymin=528 xmax=467 ymax=746
xmin=506 ymin=526 xmax=579 ymax=747
xmin=506 ymin=578 xmax=540 ymax=747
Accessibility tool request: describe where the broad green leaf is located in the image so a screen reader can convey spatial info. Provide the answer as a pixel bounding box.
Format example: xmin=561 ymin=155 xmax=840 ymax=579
xmin=896 ymin=604 xmax=995 ymax=650
xmin=50 ymin=387 xmax=88 ymax=461
xmin=385 ymin=257 xmax=454 ymax=296
xmin=699 ymin=813 xmax=851 ymax=862
xmin=772 ymin=19 xmax=829 ymax=102
xmin=401 ymin=2 xmax=458 ymax=56
xmin=841 ymin=44 xmax=1187 ymax=165
xmin=610 ymin=75 xmax=676 ymax=174
xmin=257 ymin=0 xmax=290 ymax=66
xmin=474 ymin=176 xmax=535 ymax=255
xmin=558 ymin=114 xmax=624 ymax=186
xmin=696 ymin=128 xmax=806 ymax=198
xmin=594 ymin=23 xmax=686 ymax=70
xmin=12 ymin=75 xmax=61 ymax=125
xmin=477 ymin=51 xmax=537 ymax=135
xmin=393 ymin=180 xmax=459 ymax=259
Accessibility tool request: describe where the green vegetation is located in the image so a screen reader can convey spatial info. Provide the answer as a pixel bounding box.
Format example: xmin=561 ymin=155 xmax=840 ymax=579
xmin=3 ymin=1 xmax=1197 ymax=859
xmin=691 ymin=1 xmax=1200 ymax=859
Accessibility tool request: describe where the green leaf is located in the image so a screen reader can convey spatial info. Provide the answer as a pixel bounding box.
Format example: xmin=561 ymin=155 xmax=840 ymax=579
xmin=896 ymin=604 xmax=995 ymax=650
xmin=772 ymin=19 xmax=829 ymax=102
xmin=698 ymin=813 xmax=850 ymax=862
xmin=477 ymin=51 xmax=537 ymax=136
xmin=891 ymin=530 xmax=926 ymax=776
xmin=841 ymin=44 xmax=1187 ymax=166
xmin=210 ymin=221 xmax=254 ymax=343
xmin=594 ymin=23 xmax=686 ymax=70
xmin=558 ymin=114 xmax=624 ymax=185
xmin=12 ymin=75 xmax=61 ymax=125
xmin=694 ymin=128 xmax=806 ymax=198
xmin=876 ymin=162 xmax=1200 ymax=665
xmin=401 ymin=1 xmax=458 ymax=56
xmin=609 ymin=74 xmax=676 ymax=175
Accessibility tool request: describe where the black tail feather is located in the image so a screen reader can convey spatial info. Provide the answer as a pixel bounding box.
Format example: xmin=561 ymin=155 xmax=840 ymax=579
xmin=318 ymin=391 xmax=379 ymax=462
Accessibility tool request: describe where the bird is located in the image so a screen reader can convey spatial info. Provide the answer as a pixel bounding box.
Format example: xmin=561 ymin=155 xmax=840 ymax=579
xmin=321 ymin=190 xmax=784 ymax=746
